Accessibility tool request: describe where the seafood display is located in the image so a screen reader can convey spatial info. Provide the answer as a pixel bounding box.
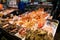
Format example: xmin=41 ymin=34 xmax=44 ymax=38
xmin=25 ymin=29 xmax=53 ymax=40
xmin=0 ymin=8 xmax=59 ymax=40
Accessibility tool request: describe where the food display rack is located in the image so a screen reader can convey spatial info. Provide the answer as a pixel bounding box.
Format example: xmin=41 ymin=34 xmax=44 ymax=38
xmin=0 ymin=8 xmax=59 ymax=40
xmin=0 ymin=19 xmax=59 ymax=40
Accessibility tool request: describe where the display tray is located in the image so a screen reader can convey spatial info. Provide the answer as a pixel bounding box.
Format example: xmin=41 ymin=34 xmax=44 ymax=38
xmin=15 ymin=19 xmax=59 ymax=40
xmin=0 ymin=19 xmax=59 ymax=40
xmin=0 ymin=28 xmax=21 ymax=40
xmin=0 ymin=8 xmax=18 ymax=16
xmin=0 ymin=8 xmax=59 ymax=40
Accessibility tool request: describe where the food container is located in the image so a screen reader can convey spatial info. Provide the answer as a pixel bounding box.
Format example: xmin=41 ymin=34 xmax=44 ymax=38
xmin=0 ymin=8 xmax=59 ymax=40
xmin=15 ymin=19 xmax=59 ymax=40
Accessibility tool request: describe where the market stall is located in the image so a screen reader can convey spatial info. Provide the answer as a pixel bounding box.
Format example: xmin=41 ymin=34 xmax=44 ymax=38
xmin=0 ymin=8 xmax=59 ymax=40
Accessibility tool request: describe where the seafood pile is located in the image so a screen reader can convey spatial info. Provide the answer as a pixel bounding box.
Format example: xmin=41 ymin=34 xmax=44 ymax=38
xmin=0 ymin=8 xmax=56 ymax=40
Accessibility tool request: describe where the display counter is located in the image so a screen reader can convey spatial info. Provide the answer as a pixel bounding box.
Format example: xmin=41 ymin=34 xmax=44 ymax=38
xmin=0 ymin=8 xmax=59 ymax=40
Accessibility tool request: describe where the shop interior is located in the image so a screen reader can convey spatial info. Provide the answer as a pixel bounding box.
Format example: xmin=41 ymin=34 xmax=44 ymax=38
xmin=0 ymin=0 xmax=60 ymax=40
